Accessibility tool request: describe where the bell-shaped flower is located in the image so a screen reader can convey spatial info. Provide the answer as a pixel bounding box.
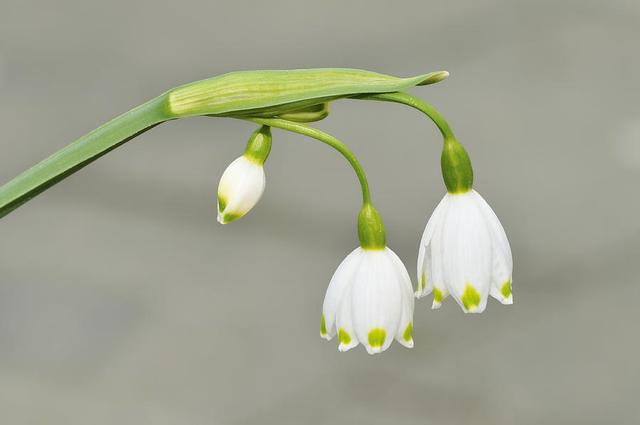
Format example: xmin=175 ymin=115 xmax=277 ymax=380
xmin=217 ymin=126 xmax=271 ymax=224
xmin=416 ymin=190 xmax=513 ymax=312
xmin=320 ymin=204 xmax=414 ymax=354
xmin=416 ymin=138 xmax=512 ymax=312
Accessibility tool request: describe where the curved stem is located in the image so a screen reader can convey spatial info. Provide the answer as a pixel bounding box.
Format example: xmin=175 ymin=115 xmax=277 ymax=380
xmin=357 ymin=92 xmax=456 ymax=141
xmin=247 ymin=117 xmax=372 ymax=205
xmin=0 ymin=95 xmax=170 ymax=218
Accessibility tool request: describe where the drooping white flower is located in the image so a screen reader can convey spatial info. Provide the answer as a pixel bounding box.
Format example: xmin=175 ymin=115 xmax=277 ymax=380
xmin=416 ymin=190 xmax=512 ymax=313
xmin=321 ymin=247 xmax=415 ymax=354
xmin=217 ymin=126 xmax=271 ymax=224
xmin=217 ymin=156 xmax=265 ymax=224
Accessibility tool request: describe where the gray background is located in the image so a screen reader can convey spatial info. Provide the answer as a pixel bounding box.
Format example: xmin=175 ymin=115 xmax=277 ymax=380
xmin=1 ymin=0 xmax=639 ymax=424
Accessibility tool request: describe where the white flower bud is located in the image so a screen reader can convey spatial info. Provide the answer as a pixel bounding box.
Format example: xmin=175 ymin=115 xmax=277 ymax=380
xmin=217 ymin=156 xmax=265 ymax=224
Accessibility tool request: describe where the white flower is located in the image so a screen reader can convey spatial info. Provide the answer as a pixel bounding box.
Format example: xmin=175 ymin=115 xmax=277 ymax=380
xmin=321 ymin=247 xmax=414 ymax=354
xmin=416 ymin=190 xmax=512 ymax=313
xmin=217 ymin=156 xmax=265 ymax=224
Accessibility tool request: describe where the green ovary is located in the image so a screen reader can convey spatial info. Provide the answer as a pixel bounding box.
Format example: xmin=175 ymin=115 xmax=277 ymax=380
xmin=368 ymin=328 xmax=386 ymax=348
xmin=433 ymin=288 xmax=444 ymax=303
xmin=320 ymin=314 xmax=327 ymax=336
xmin=500 ymin=280 xmax=512 ymax=298
xmin=403 ymin=323 xmax=413 ymax=342
xmin=461 ymin=284 xmax=481 ymax=310
xmin=338 ymin=328 xmax=351 ymax=345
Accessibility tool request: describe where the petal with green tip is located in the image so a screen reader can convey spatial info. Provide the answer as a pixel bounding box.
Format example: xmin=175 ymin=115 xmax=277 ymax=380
xmin=217 ymin=156 xmax=265 ymax=224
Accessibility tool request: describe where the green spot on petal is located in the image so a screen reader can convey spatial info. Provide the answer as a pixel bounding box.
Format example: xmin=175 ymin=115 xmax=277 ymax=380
xmin=500 ymin=280 xmax=512 ymax=298
xmin=461 ymin=284 xmax=481 ymax=310
xmin=433 ymin=288 xmax=443 ymax=303
xmin=368 ymin=328 xmax=386 ymax=348
xmin=320 ymin=314 xmax=327 ymax=336
xmin=217 ymin=196 xmax=226 ymax=213
xmin=421 ymin=272 xmax=427 ymax=290
xmin=338 ymin=328 xmax=351 ymax=345
xmin=222 ymin=212 xmax=242 ymax=223
xmin=403 ymin=323 xmax=413 ymax=342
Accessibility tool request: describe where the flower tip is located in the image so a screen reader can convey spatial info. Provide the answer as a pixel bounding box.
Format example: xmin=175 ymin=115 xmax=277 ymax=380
xmin=338 ymin=344 xmax=354 ymax=353
xmin=431 ymin=300 xmax=442 ymax=309
xmin=216 ymin=210 xmax=242 ymax=224
xmin=366 ymin=346 xmax=384 ymax=355
xmin=463 ymin=302 xmax=488 ymax=313
xmin=501 ymin=295 xmax=514 ymax=305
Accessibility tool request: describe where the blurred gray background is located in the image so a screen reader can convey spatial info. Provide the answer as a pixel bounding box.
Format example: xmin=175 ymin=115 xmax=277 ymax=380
xmin=1 ymin=0 xmax=639 ymax=424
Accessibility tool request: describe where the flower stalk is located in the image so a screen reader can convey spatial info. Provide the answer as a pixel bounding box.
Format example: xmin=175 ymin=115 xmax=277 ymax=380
xmin=247 ymin=117 xmax=372 ymax=205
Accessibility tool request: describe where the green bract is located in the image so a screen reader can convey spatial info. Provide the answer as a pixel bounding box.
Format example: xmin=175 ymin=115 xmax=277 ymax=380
xmin=166 ymin=68 xmax=449 ymax=118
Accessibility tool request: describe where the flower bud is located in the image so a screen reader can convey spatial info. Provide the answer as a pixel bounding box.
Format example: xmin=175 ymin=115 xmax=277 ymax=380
xmin=217 ymin=126 xmax=271 ymax=224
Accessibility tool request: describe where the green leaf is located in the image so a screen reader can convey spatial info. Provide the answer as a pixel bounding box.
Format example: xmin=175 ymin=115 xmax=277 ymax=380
xmin=0 ymin=96 xmax=169 ymax=218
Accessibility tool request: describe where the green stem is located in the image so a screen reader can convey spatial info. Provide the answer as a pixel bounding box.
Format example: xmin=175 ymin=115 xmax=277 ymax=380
xmin=0 ymin=95 xmax=170 ymax=218
xmin=247 ymin=117 xmax=372 ymax=205
xmin=361 ymin=92 xmax=474 ymax=193
xmin=358 ymin=92 xmax=456 ymax=141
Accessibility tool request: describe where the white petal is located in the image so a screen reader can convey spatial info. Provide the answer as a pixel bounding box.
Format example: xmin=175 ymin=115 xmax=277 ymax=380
xmin=321 ymin=248 xmax=363 ymax=339
xmin=217 ymin=156 xmax=266 ymax=223
xmin=335 ymin=283 xmax=359 ymax=352
xmin=472 ymin=191 xmax=514 ymax=304
xmin=489 ymin=253 xmax=513 ymax=304
xmin=416 ymin=195 xmax=449 ymax=297
xmin=387 ymin=249 xmax=415 ymax=348
xmin=419 ymin=194 xmax=449 ymax=248
xmin=351 ymin=250 xmax=402 ymax=354
xmin=472 ymin=190 xmax=512 ymax=270
xmin=441 ymin=193 xmax=492 ymax=313
xmin=428 ymin=198 xmax=451 ymax=309
xmin=416 ymin=243 xmax=434 ymax=299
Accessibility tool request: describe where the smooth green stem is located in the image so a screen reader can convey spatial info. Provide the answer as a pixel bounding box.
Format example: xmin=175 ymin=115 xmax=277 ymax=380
xmin=361 ymin=92 xmax=474 ymax=193
xmin=358 ymin=92 xmax=456 ymax=141
xmin=0 ymin=95 xmax=170 ymax=218
xmin=247 ymin=117 xmax=372 ymax=205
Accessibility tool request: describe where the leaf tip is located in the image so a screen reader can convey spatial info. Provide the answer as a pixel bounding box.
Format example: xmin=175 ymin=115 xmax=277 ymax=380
xmin=417 ymin=70 xmax=450 ymax=86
